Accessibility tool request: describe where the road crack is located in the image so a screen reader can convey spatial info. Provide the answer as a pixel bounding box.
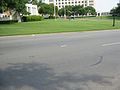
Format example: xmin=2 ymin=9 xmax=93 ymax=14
xmin=90 ymin=56 xmax=103 ymax=67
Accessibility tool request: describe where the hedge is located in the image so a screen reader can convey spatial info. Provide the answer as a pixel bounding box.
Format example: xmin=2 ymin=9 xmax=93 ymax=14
xmin=22 ymin=15 xmax=44 ymax=22
xmin=0 ymin=20 xmax=18 ymax=24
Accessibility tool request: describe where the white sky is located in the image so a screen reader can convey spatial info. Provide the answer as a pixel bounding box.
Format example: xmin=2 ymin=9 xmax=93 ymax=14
xmin=95 ymin=0 xmax=119 ymax=12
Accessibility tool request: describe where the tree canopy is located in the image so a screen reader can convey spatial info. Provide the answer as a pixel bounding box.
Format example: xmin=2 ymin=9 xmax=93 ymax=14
xmin=110 ymin=3 xmax=120 ymax=16
xmin=0 ymin=0 xmax=28 ymax=14
xmin=58 ymin=5 xmax=96 ymax=17
xmin=38 ymin=3 xmax=58 ymax=16
xmin=0 ymin=0 xmax=30 ymax=22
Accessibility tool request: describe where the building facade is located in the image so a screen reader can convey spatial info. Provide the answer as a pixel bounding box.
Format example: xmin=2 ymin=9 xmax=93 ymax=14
xmin=42 ymin=0 xmax=95 ymax=9
xmin=26 ymin=4 xmax=39 ymax=15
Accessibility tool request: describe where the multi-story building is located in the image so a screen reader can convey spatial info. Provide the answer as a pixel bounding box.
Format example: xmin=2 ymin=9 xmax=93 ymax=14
xmin=26 ymin=4 xmax=39 ymax=15
xmin=42 ymin=0 xmax=95 ymax=9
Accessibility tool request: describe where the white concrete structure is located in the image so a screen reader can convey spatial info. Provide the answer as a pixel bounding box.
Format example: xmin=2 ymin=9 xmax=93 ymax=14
xmin=26 ymin=4 xmax=39 ymax=15
xmin=42 ymin=0 xmax=95 ymax=9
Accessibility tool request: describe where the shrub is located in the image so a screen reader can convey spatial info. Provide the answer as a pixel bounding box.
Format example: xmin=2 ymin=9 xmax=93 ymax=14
xmin=0 ymin=20 xmax=18 ymax=24
xmin=22 ymin=15 xmax=44 ymax=22
xmin=49 ymin=16 xmax=55 ymax=19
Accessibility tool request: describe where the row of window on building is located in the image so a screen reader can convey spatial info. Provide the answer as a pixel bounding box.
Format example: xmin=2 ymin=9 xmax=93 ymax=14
xmin=49 ymin=0 xmax=93 ymax=2
xmin=48 ymin=0 xmax=94 ymax=9
xmin=42 ymin=0 xmax=94 ymax=9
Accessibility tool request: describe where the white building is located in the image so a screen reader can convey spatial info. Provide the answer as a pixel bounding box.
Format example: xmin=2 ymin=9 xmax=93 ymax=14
xmin=26 ymin=4 xmax=39 ymax=15
xmin=42 ymin=0 xmax=95 ymax=9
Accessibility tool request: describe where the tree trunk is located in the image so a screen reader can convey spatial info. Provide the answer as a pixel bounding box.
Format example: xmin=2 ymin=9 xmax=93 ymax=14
xmin=17 ymin=12 xmax=22 ymax=22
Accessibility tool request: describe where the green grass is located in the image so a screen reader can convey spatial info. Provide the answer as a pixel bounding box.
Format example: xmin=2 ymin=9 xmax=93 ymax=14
xmin=0 ymin=18 xmax=120 ymax=36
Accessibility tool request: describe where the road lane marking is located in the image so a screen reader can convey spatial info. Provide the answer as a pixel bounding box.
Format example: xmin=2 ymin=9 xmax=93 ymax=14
xmin=102 ymin=42 xmax=120 ymax=46
xmin=32 ymin=34 xmax=35 ymax=36
xmin=60 ymin=45 xmax=67 ymax=48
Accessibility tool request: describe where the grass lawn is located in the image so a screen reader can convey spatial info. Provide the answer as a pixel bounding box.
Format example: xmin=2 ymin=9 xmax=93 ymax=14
xmin=0 ymin=18 xmax=120 ymax=36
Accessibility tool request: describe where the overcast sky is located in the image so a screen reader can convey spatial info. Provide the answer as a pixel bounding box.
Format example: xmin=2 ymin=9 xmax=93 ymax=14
xmin=95 ymin=0 xmax=119 ymax=12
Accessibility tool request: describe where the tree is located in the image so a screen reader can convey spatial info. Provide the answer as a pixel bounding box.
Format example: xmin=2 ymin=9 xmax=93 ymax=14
xmin=72 ymin=5 xmax=81 ymax=15
xmin=49 ymin=4 xmax=54 ymax=15
xmin=58 ymin=8 xmax=64 ymax=16
xmin=38 ymin=3 xmax=55 ymax=16
xmin=0 ymin=0 xmax=29 ymax=22
xmin=58 ymin=5 xmax=96 ymax=17
xmin=110 ymin=8 xmax=116 ymax=15
xmin=31 ymin=0 xmax=38 ymax=5
xmin=12 ymin=0 xmax=29 ymax=22
xmin=84 ymin=6 xmax=96 ymax=15
xmin=0 ymin=0 xmax=7 ymax=13
xmin=116 ymin=6 xmax=120 ymax=16
xmin=72 ymin=5 xmax=85 ymax=16
xmin=65 ymin=6 xmax=73 ymax=16
xmin=110 ymin=4 xmax=120 ymax=16
xmin=78 ymin=7 xmax=85 ymax=16
xmin=55 ymin=6 xmax=58 ymax=16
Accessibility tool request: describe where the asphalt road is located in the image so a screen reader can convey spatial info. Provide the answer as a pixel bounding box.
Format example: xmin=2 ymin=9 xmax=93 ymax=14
xmin=0 ymin=30 xmax=120 ymax=90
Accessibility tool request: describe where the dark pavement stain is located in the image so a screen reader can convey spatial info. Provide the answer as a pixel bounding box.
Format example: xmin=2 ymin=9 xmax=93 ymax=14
xmin=0 ymin=62 xmax=113 ymax=90
xmin=29 ymin=56 xmax=35 ymax=58
xmin=0 ymin=53 xmax=4 ymax=56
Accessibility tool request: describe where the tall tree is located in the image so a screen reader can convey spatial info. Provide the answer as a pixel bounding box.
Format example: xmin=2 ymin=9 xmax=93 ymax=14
xmin=72 ymin=5 xmax=84 ymax=16
xmin=31 ymin=0 xmax=38 ymax=5
xmin=110 ymin=3 xmax=120 ymax=16
xmin=38 ymin=3 xmax=55 ymax=16
xmin=58 ymin=8 xmax=64 ymax=16
xmin=84 ymin=6 xmax=96 ymax=15
xmin=65 ymin=6 xmax=73 ymax=16
xmin=0 ymin=0 xmax=29 ymax=22
xmin=115 ymin=3 xmax=120 ymax=16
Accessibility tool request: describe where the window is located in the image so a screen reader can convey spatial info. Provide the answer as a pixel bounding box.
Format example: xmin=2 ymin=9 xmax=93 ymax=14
xmin=89 ymin=4 xmax=94 ymax=6
xmin=28 ymin=7 xmax=30 ymax=13
xmin=89 ymin=1 xmax=93 ymax=2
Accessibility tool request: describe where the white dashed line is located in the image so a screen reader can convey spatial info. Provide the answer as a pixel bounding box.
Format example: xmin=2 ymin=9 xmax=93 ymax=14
xmin=102 ymin=42 xmax=120 ymax=46
xmin=60 ymin=45 xmax=67 ymax=48
xmin=32 ymin=34 xmax=35 ymax=37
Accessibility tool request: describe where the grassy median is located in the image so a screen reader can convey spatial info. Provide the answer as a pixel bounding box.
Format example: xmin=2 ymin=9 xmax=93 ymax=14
xmin=0 ymin=18 xmax=120 ymax=36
